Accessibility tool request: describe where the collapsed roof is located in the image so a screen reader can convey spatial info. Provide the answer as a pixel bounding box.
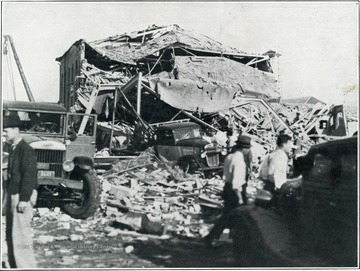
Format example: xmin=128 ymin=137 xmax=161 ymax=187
xmin=282 ymin=96 xmax=326 ymax=105
xmin=56 ymin=24 xmax=280 ymax=118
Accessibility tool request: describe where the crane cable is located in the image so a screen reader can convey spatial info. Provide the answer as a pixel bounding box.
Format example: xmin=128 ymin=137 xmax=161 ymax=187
xmin=4 ymin=39 xmax=17 ymax=100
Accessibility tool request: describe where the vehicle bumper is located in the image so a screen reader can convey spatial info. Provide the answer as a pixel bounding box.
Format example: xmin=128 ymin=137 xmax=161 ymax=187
xmin=38 ymin=177 xmax=83 ymax=190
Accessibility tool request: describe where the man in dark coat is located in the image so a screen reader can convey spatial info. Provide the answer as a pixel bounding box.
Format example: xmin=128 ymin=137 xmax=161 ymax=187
xmin=3 ymin=113 xmax=38 ymax=268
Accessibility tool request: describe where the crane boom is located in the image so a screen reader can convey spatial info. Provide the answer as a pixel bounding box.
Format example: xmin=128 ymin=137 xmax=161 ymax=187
xmin=4 ymin=35 xmax=35 ymax=101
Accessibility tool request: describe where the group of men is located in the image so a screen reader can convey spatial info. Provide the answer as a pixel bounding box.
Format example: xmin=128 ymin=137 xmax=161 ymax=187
xmin=205 ymin=131 xmax=300 ymax=246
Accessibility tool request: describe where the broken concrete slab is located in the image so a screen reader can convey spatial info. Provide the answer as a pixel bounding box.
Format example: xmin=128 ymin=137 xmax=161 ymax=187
xmin=109 ymin=185 xmax=137 ymax=199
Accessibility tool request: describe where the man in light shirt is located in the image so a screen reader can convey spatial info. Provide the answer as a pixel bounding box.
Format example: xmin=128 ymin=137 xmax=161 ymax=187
xmin=259 ymin=134 xmax=298 ymax=192
xmin=204 ymin=135 xmax=251 ymax=246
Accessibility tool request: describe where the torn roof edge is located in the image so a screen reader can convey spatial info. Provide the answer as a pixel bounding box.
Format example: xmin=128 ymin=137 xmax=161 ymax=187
xmin=56 ymin=25 xmax=279 ymax=65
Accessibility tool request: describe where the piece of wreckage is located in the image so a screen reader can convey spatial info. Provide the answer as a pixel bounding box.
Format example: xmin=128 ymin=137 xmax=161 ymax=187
xmin=280 ymin=96 xmax=358 ymax=142
xmin=55 ymin=24 xmax=292 ymax=172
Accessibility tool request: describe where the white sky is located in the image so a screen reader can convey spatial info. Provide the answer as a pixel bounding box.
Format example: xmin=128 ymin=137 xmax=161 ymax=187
xmin=2 ymin=2 xmax=359 ymax=107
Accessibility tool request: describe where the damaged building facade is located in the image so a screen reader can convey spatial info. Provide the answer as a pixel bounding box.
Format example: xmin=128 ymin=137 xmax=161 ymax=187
xmin=56 ymin=25 xmax=293 ymax=155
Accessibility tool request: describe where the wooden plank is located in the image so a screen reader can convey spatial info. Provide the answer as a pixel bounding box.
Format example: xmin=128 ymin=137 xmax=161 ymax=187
xmin=104 ymin=163 xmax=153 ymax=178
xmin=141 ymin=81 xmax=160 ymax=97
xmin=181 ymin=110 xmax=221 ymax=132
xmin=182 ymin=46 xmax=270 ymax=59
xmin=246 ymin=55 xmax=270 ymax=66
xmin=170 ymin=110 xmax=184 ymax=121
xmin=78 ymin=85 xmax=99 ymax=135
xmin=109 ymin=88 xmax=118 ymax=154
xmin=136 ymin=72 xmax=142 ymax=114
xmin=147 ymin=50 xmax=166 ymax=75
xmin=120 ymin=73 xmax=140 ymax=94
xmin=117 ymin=87 xmax=153 ymax=130
xmin=94 ymin=156 xmax=137 ymax=163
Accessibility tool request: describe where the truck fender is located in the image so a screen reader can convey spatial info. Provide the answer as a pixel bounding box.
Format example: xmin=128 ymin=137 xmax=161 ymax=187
xmin=73 ymin=156 xmax=94 ymax=171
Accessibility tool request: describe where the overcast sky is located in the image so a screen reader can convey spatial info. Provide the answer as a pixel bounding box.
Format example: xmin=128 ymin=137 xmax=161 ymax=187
xmin=2 ymin=2 xmax=358 ymax=107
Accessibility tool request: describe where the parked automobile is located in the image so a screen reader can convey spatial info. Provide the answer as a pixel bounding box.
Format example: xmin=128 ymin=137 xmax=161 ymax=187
xmin=2 ymin=100 xmax=101 ymax=219
xmin=229 ymin=135 xmax=358 ymax=267
xmin=153 ymin=122 xmax=226 ymax=176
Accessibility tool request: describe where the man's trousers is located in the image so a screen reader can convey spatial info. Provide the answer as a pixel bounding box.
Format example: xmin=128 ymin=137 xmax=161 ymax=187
xmin=5 ymin=190 xmax=37 ymax=268
xmin=206 ymin=183 xmax=243 ymax=241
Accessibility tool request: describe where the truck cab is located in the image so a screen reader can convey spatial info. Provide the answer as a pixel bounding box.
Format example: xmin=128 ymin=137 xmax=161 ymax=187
xmin=154 ymin=122 xmax=225 ymax=175
xmin=2 ymin=100 xmax=101 ymax=219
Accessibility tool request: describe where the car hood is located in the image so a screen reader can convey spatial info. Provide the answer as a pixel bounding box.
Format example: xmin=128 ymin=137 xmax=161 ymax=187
xmin=22 ymin=134 xmax=66 ymax=150
xmin=175 ymin=138 xmax=211 ymax=147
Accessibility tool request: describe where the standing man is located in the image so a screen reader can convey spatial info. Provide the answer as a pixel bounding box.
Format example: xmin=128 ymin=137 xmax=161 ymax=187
xmin=259 ymin=134 xmax=298 ymax=194
xmin=3 ymin=113 xmax=38 ymax=268
xmin=292 ymin=131 xmax=302 ymax=159
xmin=204 ymin=135 xmax=251 ymax=246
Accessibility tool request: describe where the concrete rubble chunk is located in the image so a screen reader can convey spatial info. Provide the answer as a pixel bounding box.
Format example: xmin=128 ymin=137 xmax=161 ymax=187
xmin=37 ymin=235 xmax=54 ymax=244
xmin=70 ymin=234 xmax=84 ymax=241
xmin=109 ymin=185 xmax=137 ymax=200
xmin=112 ymin=212 xmax=165 ymax=236
xmin=54 ymin=236 xmax=69 ymax=241
xmin=125 ymin=245 xmax=134 ymax=254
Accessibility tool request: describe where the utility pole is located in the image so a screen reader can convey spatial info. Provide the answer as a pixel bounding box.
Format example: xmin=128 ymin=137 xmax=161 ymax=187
xmin=3 ymin=35 xmax=35 ymax=101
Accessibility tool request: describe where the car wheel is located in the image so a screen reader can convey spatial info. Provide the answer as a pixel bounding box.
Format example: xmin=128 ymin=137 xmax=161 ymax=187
xmin=61 ymin=169 xmax=101 ymax=219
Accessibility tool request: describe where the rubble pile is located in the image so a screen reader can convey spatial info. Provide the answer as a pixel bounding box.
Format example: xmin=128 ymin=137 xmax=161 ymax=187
xmin=98 ymin=148 xmax=224 ymax=238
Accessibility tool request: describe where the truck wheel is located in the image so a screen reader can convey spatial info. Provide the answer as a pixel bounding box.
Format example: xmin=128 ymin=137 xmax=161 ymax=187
xmin=61 ymin=169 xmax=101 ymax=219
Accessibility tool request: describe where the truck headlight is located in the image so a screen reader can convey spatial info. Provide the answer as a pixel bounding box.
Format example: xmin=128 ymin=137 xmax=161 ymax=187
xmin=62 ymin=160 xmax=75 ymax=172
xmin=221 ymin=149 xmax=227 ymax=155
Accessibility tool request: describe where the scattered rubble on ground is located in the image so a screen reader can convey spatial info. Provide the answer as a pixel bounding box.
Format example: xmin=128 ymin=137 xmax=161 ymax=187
xmin=99 ymin=148 xmax=224 ymax=238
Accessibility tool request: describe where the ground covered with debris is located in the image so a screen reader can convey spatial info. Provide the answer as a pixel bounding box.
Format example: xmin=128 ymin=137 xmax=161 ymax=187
xmin=2 ymin=147 xmax=267 ymax=268
xmin=30 ymin=211 xmax=234 ymax=268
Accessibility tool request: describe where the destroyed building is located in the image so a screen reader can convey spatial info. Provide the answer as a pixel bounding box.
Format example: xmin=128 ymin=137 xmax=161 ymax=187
xmin=55 ymin=25 xmax=294 ymax=153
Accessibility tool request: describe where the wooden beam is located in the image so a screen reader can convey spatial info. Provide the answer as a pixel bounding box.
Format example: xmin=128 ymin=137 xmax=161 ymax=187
xmin=147 ymin=50 xmax=166 ymax=75
xmin=78 ymin=85 xmax=99 ymax=135
xmin=141 ymin=82 xmax=160 ymax=97
xmin=109 ymin=88 xmax=118 ymax=154
xmin=178 ymin=47 xmax=196 ymax=56
xmin=170 ymin=110 xmax=184 ymax=121
xmin=232 ymin=97 xmax=293 ymax=134
xmin=182 ymin=46 xmax=270 ymax=59
xmin=136 ymin=72 xmax=142 ymax=115
xmin=246 ymin=55 xmax=270 ymax=66
xmin=117 ymin=87 xmax=153 ymax=131
xmin=180 ymin=110 xmax=221 ymax=132
xmin=121 ymin=73 xmax=141 ymax=94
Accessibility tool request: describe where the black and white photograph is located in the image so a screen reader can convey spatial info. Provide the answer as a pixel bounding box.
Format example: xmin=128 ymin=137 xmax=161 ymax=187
xmin=1 ymin=1 xmax=359 ymax=269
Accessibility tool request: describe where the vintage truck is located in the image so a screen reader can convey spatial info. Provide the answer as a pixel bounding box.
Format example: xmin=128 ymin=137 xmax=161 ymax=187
xmin=153 ymin=122 xmax=226 ymax=176
xmin=2 ymin=100 xmax=101 ymax=219
xmin=229 ymin=135 xmax=358 ymax=267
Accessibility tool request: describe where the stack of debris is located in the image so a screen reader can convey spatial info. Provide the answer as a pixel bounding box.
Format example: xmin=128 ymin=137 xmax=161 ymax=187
xmin=98 ymin=148 xmax=224 ymax=238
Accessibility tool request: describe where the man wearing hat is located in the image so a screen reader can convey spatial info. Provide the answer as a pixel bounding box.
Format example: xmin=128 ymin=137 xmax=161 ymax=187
xmin=204 ymin=135 xmax=252 ymax=246
xmin=3 ymin=113 xmax=38 ymax=268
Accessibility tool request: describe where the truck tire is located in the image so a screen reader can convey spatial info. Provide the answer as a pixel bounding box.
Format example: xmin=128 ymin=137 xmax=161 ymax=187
xmin=61 ymin=169 xmax=101 ymax=219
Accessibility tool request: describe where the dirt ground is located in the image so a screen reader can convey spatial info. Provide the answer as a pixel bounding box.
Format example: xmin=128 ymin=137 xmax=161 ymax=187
xmin=2 ymin=209 xmax=236 ymax=268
